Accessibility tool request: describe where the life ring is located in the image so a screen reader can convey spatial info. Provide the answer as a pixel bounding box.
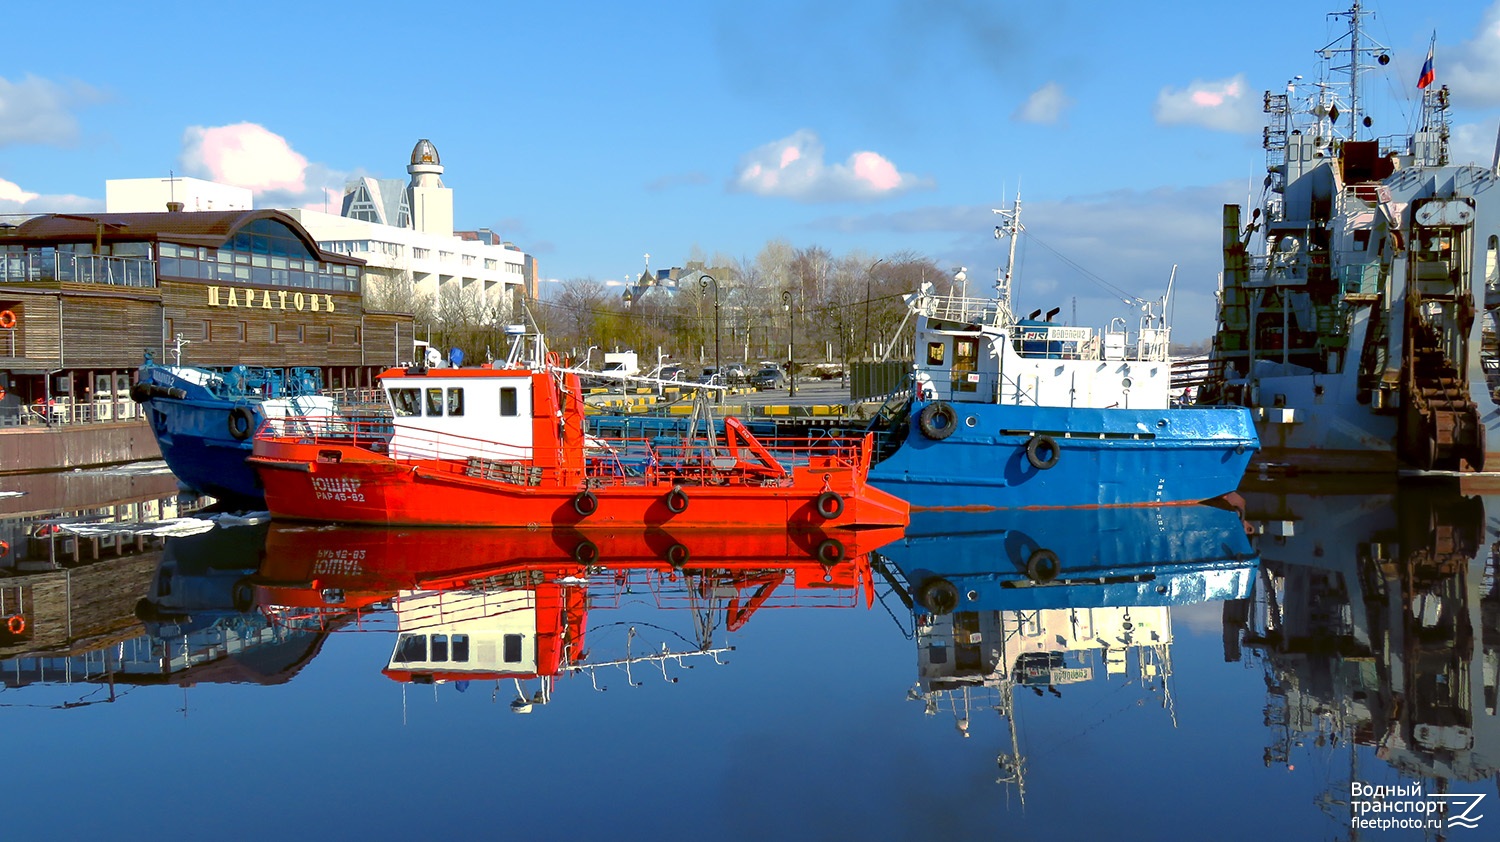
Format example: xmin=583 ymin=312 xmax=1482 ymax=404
xmin=0 ymin=310 xmax=15 ymax=329
xmin=572 ymin=490 xmax=599 ymax=517
xmin=0 ymin=539 xmax=8 ymax=558
xmin=814 ymin=491 xmax=845 ymax=520
xmin=0 ymin=386 xmax=6 ymax=401
xmin=665 ymin=486 xmax=689 ymax=514
xmin=6 ymin=615 xmax=24 ymax=635
xmin=1025 ymin=434 xmax=1060 ymax=470
xmin=227 ymin=406 xmax=255 ymax=440
xmin=1026 ymin=548 xmax=1060 ymax=583
xmin=666 ymin=543 xmax=690 ymax=568
xmin=573 ymin=539 xmax=599 ymax=564
xmin=816 ymin=538 xmax=845 ymax=564
xmin=917 ymin=401 xmax=957 ymax=440
xmin=916 ymin=578 xmax=958 ymax=615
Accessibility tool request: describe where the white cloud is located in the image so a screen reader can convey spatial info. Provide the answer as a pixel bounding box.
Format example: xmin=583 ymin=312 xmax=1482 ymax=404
xmin=1445 ymin=2 xmax=1500 ymax=106
xmin=1154 ymin=73 xmax=1260 ymax=133
xmin=1012 ymin=82 xmax=1073 ymax=125
xmin=179 ymin=123 xmax=345 ymax=209
xmin=0 ymin=74 xmax=102 ymax=147
xmin=731 ymin=130 xmax=930 ymax=202
xmin=0 ymin=176 xmax=101 ymax=214
xmin=1451 ymin=121 xmax=1500 ymax=167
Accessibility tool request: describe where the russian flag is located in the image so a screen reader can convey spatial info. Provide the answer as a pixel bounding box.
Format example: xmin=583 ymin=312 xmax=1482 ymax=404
xmin=1417 ymin=34 xmax=1435 ymax=89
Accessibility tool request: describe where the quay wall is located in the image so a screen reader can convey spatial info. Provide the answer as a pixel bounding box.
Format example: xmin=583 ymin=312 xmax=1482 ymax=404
xmin=0 ymin=419 xmax=161 ymax=475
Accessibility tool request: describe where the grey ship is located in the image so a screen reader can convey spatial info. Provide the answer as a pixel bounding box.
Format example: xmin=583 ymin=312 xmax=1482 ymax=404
xmin=1201 ymin=3 xmax=1500 ymax=474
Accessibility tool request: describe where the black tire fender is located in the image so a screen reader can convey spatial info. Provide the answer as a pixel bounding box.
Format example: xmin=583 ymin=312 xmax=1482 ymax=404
xmin=665 ymin=486 xmax=689 ymax=514
xmin=814 ymin=491 xmax=844 ymax=519
xmin=917 ymin=401 xmax=957 ymax=441
xmin=573 ymin=490 xmax=599 ymax=517
xmin=1026 ymin=548 xmax=1060 ymax=583
xmin=1025 ymin=434 xmax=1060 ymax=470
xmin=227 ymin=406 xmax=255 ymax=441
xmin=917 ymin=578 xmax=959 ymax=615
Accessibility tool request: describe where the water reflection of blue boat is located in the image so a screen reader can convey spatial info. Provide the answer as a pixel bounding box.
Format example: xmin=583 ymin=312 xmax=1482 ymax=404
xmin=880 ymin=504 xmax=1260 ymax=802
xmin=880 ymin=505 xmax=1258 ymax=614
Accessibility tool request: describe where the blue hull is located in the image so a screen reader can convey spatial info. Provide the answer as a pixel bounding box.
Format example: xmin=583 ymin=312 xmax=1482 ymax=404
xmin=145 ymin=398 xmax=264 ymax=506
xmin=879 ymin=505 xmax=1258 ymax=612
xmin=869 ymin=401 xmax=1258 ymax=509
xmin=135 ymin=364 xmax=313 ymax=508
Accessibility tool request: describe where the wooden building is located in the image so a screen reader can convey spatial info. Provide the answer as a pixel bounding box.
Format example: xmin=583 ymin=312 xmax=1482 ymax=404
xmin=0 ymin=209 xmax=415 ymax=413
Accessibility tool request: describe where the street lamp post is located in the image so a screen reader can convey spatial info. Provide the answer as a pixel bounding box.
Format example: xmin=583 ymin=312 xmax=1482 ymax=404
xmin=782 ymin=289 xmax=796 ymax=398
xmin=700 ymin=273 xmax=721 ymax=402
xmin=862 ymin=257 xmax=885 ymax=362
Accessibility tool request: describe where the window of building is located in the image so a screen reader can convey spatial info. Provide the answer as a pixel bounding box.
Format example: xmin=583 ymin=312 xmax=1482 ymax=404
xmin=268 ymin=323 xmax=278 ymax=343
xmin=297 ymin=325 xmax=305 ymax=343
xmin=500 ymin=387 xmax=518 ymax=416
xmin=237 ymin=321 xmax=247 ymax=341
xmin=201 ymin=320 xmax=211 ymax=341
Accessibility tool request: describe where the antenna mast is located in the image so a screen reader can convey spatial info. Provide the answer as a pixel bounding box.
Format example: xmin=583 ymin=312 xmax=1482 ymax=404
xmin=992 ymin=193 xmax=1024 ymax=306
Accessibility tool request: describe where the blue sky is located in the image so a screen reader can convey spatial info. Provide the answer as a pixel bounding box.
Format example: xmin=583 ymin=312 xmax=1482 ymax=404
xmin=4 ymin=0 xmax=1499 ymax=339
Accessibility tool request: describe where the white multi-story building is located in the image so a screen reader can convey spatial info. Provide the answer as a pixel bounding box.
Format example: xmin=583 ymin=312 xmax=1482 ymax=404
xmin=108 ymin=139 xmax=536 ymax=321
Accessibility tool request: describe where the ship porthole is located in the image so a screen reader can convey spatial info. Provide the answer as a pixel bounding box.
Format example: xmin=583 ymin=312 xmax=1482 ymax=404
xmin=964 ymin=415 xmax=978 ymax=428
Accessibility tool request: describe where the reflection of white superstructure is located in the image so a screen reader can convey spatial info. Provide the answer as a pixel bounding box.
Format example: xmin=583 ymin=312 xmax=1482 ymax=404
xmin=912 ymin=604 xmax=1178 ymax=804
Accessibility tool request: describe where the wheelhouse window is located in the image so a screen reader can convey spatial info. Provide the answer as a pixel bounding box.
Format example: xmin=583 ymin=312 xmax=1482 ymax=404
xmin=431 ymin=634 xmax=449 ymax=662
xmin=926 ymin=342 xmax=946 ymax=366
xmin=425 ymin=388 xmax=444 ymax=416
xmin=451 ymin=634 xmax=470 ymax=662
xmin=446 ymin=388 xmax=464 ymax=416
xmin=500 ymin=386 xmax=518 ymax=417
xmin=502 ymin=634 xmax=524 ymax=663
xmin=391 ymin=388 xmax=420 ymax=417
xmin=393 ymin=634 xmax=426 ymax=662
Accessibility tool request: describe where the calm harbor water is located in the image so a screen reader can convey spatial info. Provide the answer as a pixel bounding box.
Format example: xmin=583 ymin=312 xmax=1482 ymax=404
xmin=1 ymin=465 xmax=1495 ymax=841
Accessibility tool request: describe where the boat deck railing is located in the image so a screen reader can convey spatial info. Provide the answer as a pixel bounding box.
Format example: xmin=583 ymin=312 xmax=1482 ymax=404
xmin=256 ymin=415 xmax=872 ymax=490
xmin=919 ymin=293 xmax=1010 ymax=327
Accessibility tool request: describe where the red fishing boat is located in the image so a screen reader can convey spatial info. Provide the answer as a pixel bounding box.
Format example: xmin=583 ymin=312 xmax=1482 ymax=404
xmin=248 ymin=357 xmax=909 ymax=530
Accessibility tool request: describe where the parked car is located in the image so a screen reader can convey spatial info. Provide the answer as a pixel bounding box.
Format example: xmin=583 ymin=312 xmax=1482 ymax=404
xmin=752 ymin=366 xmax=787 ymax=391
xmin=647 ymin=363 xmax=686 ymax=382
xmin=697 ymin=367 xmax=722 ymax=385
xmin=720 ymin=363 xmax=750 ymax=384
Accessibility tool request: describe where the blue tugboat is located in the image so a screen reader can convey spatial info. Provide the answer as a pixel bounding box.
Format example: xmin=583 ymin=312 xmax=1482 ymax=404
xmin=865 ymin=197 xmax=1258 ymax=508
xmin=131 ymin=343 xmax=335 ymax=508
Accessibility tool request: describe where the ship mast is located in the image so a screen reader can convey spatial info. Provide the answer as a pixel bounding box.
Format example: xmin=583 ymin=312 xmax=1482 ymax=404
xmin=1320 ymin=2 xmax=1390 ymax=143
xmin=992 ymin=194 xmax=1024 ymax=307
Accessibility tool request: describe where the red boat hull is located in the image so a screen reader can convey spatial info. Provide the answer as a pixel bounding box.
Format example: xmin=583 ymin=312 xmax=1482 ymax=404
xmin=250 ymin=440 xmax=909 ymax=529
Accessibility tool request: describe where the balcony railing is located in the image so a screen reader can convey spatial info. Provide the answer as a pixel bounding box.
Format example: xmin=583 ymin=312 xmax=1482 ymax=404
xmin=0 ymin=251 xmax=157 ymax=288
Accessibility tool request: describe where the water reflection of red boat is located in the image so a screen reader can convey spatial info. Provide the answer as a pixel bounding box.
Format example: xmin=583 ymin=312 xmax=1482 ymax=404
xmin=252 ymin=524 xmax=902 ymax=707
xmin=249 ymin=362 xmax=909 ymax=530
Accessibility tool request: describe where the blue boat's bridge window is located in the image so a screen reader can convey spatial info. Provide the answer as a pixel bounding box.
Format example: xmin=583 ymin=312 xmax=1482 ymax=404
xmin=926 ymin=342 xmax=946 ymax=366
xmin=954 ymin=338 xmax=979 ymax=393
